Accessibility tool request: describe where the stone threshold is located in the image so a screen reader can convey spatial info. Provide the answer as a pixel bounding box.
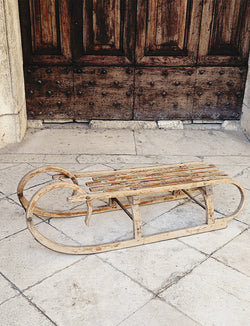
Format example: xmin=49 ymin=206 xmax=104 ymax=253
xmin=27 ymin=119 xmax=241 ymax=131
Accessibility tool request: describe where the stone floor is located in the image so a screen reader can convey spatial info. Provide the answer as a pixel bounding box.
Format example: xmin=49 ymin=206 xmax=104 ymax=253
xmin=0 ymin=124 xmax=249 ymax=326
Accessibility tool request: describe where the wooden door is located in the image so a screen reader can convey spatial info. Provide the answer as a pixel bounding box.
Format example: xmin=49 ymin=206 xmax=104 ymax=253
xmin=134 ymin=0 xmax=202 ymax=120
xmin=71 ymin=0 xmax=136 ymax=120
xmin=19 ymin=0 xmax=136 ymax=120
xmin=134 ymin=0 xmax=249 ymax=120
xmin=193 ymin=0 xmax=249 ymax=120
xmin=19 ymin=0 xmax=249 ymax=121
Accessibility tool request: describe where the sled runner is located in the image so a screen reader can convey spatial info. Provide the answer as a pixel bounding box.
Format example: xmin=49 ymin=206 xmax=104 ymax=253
xmin=17 ymin=162 xmax=245 ymax=254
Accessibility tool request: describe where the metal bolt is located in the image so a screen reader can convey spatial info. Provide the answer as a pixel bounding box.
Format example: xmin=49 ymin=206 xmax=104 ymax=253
xmin=46 ymin=90 xmax=53 ymax=96
xmin=161 ymin=91 xmax=167 ymax=97
xmin=88 ymin=81 xmax=95 ymax=86
xmin=225 ymin=102 xmax=230 ymax=107
xmin=37 ymin=80 xmax=42 ymax=85
xmin=101 ymin=69 xmax=107 ymax=75
xmin=126 ymin=68 xmax=132 ymax=74
xmin=174 ymin=81 xmax=180 ymax=86
xmin=113 ymin=102 xmax=120 ymax=107
xmin=219 ymin=70 xmax=225 ymax=75
xmin=27 ymin=68 xmax=32 ymax=73
xmin=197 ymin=91 xmax=202 ymax=96
xmin=137 ymin=92 xmax=142 ymax=97
xmin=38 ymin=101 xmax=43 ymax=106
xmin=227 ymin=81 xmax=234 ymax=87
xmin=207 ymin=81 xmax=213 ymax=86
xmin=114 ymin=81 xmax=119 ymax=86
xmin=46 ymin=68 xmax=52 ymax=74
xmin=48 ymin=112 xmax=53 ymax=116
xmin=199 ymin=70 xmax=205 ymax=74
xmin=56 ymin=80 xmax=61 ymax=85
xmin=206 ymin=102 xmax=211 ymax=106
xmin=173 ymin=102 xmax=178 ymax=107
xmin=77 ymin=68 xmax=82 ymax=73
xmin=138 ymin=70 xmax=143 ymax=75
xmin=216 ymin=91 xmax=222 ymax=96
xmin=186 ymin=92 xmax=191 ymax=96
xmin=239 ymin=70 xmax=244 ymax=75
xmin=150 ymin=102 xmax=154 ymax=106
xmin=89 ymin=102 xmax=94 ymax=106
xmin=102 ymin=91 xmax=107 ymax=96
xmin=126 ymin=91 xmax=131 ymax=97
xmin=187 ymin=70 xmax=193 ymax=76
xmin=29 ymin=89 xmax=34 ymax=95
xmin=150 ymin=81 xmax=155 ymax=86
xmin=66 ymin=90 xmax=71 ymax=96
xmin=236 ymin=91 xmax=241 ymax=98
xmin=57 ymin=101 xmax=62 ymax=106
xmin=77 ymin=90 xmax=82 ymax=95
xmin=162 ymin=70 xmax=168 ymax=76
xmin=30 ymin=111 xmax=34 ymax=115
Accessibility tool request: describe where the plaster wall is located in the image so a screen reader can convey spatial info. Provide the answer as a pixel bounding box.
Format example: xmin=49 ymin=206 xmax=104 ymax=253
xmin=0 ymin=0 xmax=26 ymax=149
xmin=241 ymin=57 xmax=250 ymax=140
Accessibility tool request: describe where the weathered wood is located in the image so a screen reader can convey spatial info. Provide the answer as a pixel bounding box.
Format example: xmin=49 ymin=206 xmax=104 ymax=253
xmin=136 ymin=0 xmax=202 ymax=66
xmin=19 ymin=0 xmax=249 ymax=120
xmin=18 ymin=162 xmax=246 ymax=255
xmin=198 ymin=0 xmax=249 ymax=65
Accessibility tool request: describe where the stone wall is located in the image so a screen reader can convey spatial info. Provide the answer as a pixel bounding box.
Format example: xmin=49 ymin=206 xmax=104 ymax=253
xmin=241 ymin=57 xmax=250 ymax=140
xmin=0 ymin=0 xmax=26 ymax=149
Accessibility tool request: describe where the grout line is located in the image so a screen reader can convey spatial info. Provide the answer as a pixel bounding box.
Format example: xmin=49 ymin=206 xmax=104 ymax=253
xmin=115 ymin=299 xmax=153 ymax=326
xmin=0 ymin=272 xmax=58 ymax=325
xmin=165 ymin=300 xmax=203 ymax=326
xmin=133 ymin=130 xmax=138 ymax=155
xmin=157 ymin=255 xmax=209 ymax=296
xmin=161 ymin=226 xmax=249 ymax=295
xmin=210 ymin=256 xmax=250 ymax=278
xmin=22 ymin=257 xmax=86 ymax=293
xmin=97 ymin=255 xmax=157 ymax=298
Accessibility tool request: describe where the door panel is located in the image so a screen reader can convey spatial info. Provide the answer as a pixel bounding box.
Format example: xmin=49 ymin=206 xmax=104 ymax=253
xmin=134 ymin=68 xmax=196 ymax=120
xmin=136 ymin=0 xmax=202 ymax=66
xmin=73 ymin=0 xmax=136 ymax=65
xmin=19 ymin=0 xmax=71 ymax=64
xmin=24 ymin=66 xmax=74 ymax=120
xmin=193 ymin=67 xmax=247 ymax=120
xmin=198 ymin=0 xmax=249 ymax=65
xmin=74 ymin=67 xmax=133 ymax=119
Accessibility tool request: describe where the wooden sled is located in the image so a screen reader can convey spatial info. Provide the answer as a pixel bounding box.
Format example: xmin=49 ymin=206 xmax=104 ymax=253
xmin=17 ymin=162 xmax=245 ymax=255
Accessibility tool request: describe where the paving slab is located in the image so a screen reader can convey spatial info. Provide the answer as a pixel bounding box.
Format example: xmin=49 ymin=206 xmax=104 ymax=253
xmin=142 ymin=201 xmax=209 ymax=237
xmin=0 ymin=224 xmax=81 ymax=290
xmin=134 ymin=129 xmax=250 ymax=156
xmin=179 ymin=220 xmax=247 ymax=255
xmin=24 ymin=256 xmax=152 ymax=326
xmin=119 ymin=298 xmax=199 ymax=326
xmin=99 ymin=240 xmax=206 ymax=293
xmin=1 ymin=128 xmax=136 ymax=155
xmin=50 ymin=209 xmax=134 ymax=246
xmin=161 ymin=258 xmax=250 ymax=326
xmin=0 ymin=274 xmax=19 ymax=305
xmin=0 ymin=295 xmax=54 ymax=326
xmin=77 ymin=154 xmax=202 ymax=165
xmin=0 ymin=198 xmax=27 ymax=240
xmin=0 ymin=153 xmax=78 ymax=164
xmin=0 ymin=162 xmax=34 ymax=196
xmin=212 ymin=229 xmax=250 ymax=276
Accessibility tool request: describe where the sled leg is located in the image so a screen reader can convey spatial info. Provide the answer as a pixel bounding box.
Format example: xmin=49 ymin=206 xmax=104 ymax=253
xmin=201 ymin=186 xmax=215 ymax=225
xmin=128 ymin=196 xmax=142 ymax=241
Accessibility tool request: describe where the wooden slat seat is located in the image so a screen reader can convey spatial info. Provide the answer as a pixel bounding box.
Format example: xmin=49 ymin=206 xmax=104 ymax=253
xmin=86 ymin=162 xmax=229 ymax=192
